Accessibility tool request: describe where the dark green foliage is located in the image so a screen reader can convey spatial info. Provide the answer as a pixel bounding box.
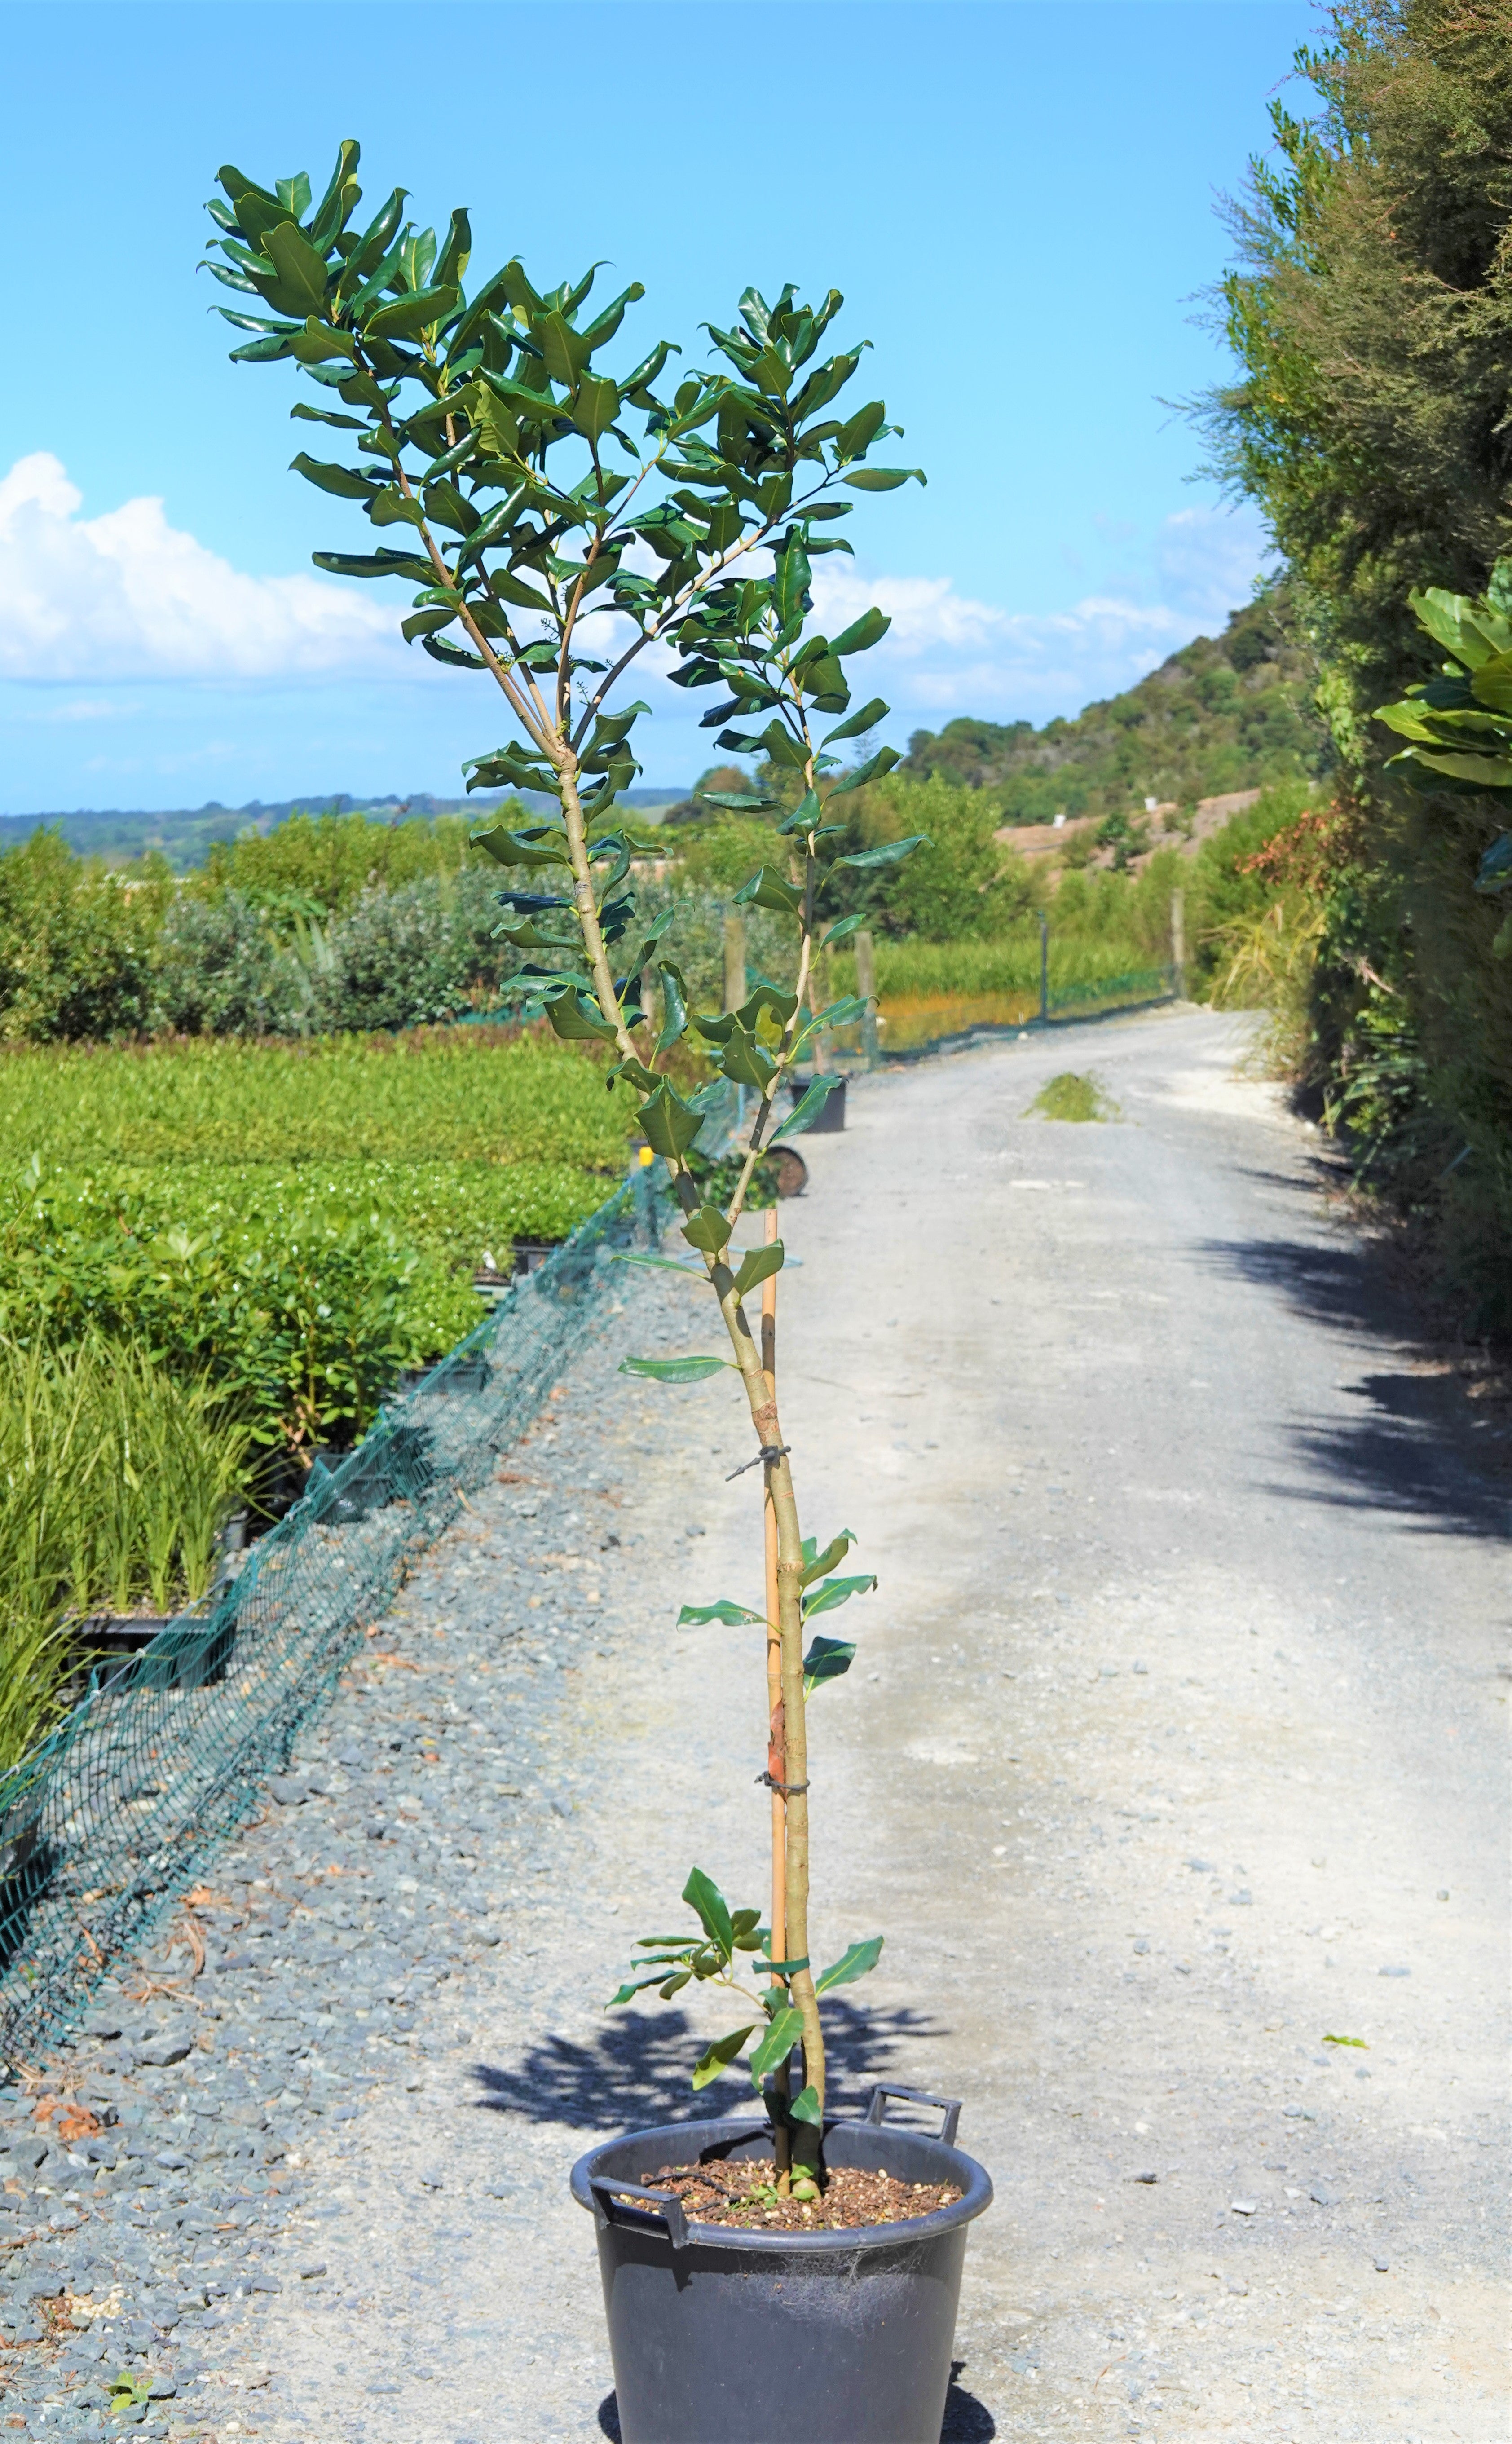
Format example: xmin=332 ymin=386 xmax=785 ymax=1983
xmin=902 ymin=596 xmax=1328 ymax=825
xmin=0 ymin=833 xmax=172 ymax=1043
xmin=214 ymin=146 xmax=917 ymax=2120
xmin=1195 ymin=0 xmax=1512 ymax=1328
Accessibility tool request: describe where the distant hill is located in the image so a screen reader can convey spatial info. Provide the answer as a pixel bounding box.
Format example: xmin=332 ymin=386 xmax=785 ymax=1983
xmin=902 ymin=595 xmax=1329 ymax=824
xmin=0 ymin=787 xmax=685 ymax=870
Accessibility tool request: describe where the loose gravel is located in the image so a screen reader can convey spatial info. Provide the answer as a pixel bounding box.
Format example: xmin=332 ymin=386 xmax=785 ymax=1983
xmin=0 ymin=1275 xmax=684 ymax=2441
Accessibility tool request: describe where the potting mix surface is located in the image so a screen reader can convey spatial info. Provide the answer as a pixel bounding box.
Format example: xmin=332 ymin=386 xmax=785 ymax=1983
xmin=634 ymin=2159 xmax=963 ymax=2232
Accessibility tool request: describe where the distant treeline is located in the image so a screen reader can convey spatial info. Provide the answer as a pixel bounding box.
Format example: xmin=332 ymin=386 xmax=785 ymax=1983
xmin=0 ymin=786 xmax=682 ymax=871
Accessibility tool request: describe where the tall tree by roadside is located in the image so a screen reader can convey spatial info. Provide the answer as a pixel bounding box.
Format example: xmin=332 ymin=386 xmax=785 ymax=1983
xmin=1195 ymin=1 xmax=1512 ymax=1326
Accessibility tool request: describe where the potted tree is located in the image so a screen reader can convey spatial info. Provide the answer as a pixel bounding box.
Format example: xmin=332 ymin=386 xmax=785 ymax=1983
xmin=206 ymin=143 xmax=992 ymax=2442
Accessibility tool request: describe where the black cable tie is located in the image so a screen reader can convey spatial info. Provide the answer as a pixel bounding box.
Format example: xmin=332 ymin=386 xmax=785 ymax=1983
xmin=756 ymin=1770 xmax=809 ymax=1797
xmin=726 ymin=1443 xmax=789 ymax=1482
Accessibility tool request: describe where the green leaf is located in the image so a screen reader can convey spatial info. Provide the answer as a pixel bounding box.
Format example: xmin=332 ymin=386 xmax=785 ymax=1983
xmin=678 ymin=1598 xmax=764 ymax=1627
xmin=796 ymin=993 xmax=870 ymax=1041
xmin=692 ymin=2025 xmax=756 ymax=2090
xmin=787 ymin=2083 xmax=822 ymax=2126
xmin=656 ymin=958 xmax=689 ymax=1054
xmin=1408 ymin=584 xmax=1497 ymax=668
xmin=781 ymin=1074 xmax=844 ymax=1137
xmin=842 ymin=467 xmax=926 ymax=491
xmin=401 ymin=606 xmax=457 ymax=643
xmin=1394 ymin=746 xmax=1512 ymax=790
xmin=733 ymin=865 xmax=803 ymax=917
xmin=546 ymin=989 xmax=619 ymax=1045
xmin=777 ymin=789 xmax=824 ymax=835
xmin=822 ymin=914 xmax=865 ymax=948
xmin=833 ymin=832 xmax=931 ymax=869
xmin=748 ymin=2006 xmax=806 ymax=2091
xmin=732 ymin=1241 xmax=784 ymax=1298
xmin=638 ymin=1077 xmax=705 ymax=1160
xmin=773 ymin=531 xmax=812 ymax=631
xmin=573 ymin=371 xmax=620 ymax=441
xmin=715 ymin=1020 xmax=778 ymax=1094
xmin=470 ymin=821 xmax=572 ymax=870
xmin=1322 ymin=2033 xmax=1369 ymax=2047
xmin=829 ymin=610 xmax=892 ymax=658
xmin=826 ymin=746 xmax=903 ymax=799
xmin=619 ymin=1354 xmax=731 ymax=1382
xmin=288 ymin=321 xmax=359 ymax=367
xmin=681 ymin=1204 xmax=732 ymax=1253
xmin=290 ymin=452 xmax=377 ymax=501
xmin=312 ymin=548 xmax=433 ymax=583
xmin=822 ymin=696 xmax=890 ymax=747
xmin=803 ymin=1634 xmax=856 ymax=1695
xmin=369 ymin=486 xmax=425 ymax=530
xmin=607 ymin=1972 xmax=679 ymax=2007
xmin=682 ymin=1866 xmax=736 ymax=1958
xmin=801 ymin=1531 xmax=856 ymax=1586
xmin=814 ymin=1935 xmax=883 ymax=1994
xmin=363 ymin=282 xmax=459 ymax=340
xmin=262 ymin=221 xmax=331 ymax=318
xmin=802 ymin=1571 xmax=877 ymax=1619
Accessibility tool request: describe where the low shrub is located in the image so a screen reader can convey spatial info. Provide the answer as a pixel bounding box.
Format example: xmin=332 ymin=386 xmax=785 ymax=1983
xmin=0 ymin=1337 xmax=254 ymax=1769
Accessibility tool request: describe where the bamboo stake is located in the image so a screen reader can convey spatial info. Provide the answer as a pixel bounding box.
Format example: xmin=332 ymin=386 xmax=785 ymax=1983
xmin=761 ymin=1201 xmax=791 ymax=2184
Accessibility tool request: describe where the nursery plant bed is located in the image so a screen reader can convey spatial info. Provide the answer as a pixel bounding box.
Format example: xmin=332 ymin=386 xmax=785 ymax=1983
xmin=571 ymin=2088 xmax=992 ymax=2444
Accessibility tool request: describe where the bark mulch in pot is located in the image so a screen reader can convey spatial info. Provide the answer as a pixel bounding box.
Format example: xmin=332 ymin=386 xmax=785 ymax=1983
xmin=632 ymin=2158 xmax=962 ymax=2233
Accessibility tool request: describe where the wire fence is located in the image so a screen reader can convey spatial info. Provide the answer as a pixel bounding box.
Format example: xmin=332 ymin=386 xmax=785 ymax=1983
xmin=0 ymin=1143 xmax=696 ymax=2069
xmin=829 ymin=963 xmax=1178 ymax=1065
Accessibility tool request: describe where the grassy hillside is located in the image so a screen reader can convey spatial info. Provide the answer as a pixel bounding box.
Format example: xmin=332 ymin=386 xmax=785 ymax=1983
xmin=902 ymin=593 xmax=1330 ymax=824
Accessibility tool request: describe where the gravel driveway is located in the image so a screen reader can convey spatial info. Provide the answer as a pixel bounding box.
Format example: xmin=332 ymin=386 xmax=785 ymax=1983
xmin=1 ymin=1006 xmax=1506 ymax=2442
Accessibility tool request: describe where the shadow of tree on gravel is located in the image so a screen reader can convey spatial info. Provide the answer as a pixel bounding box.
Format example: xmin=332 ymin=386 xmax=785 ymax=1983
xmin=1196 ymin=1234 xmax=1510 ymax=1539
xmin=595 ymin=2363 xmax=994 ymax=2441
xmin=470 ymin=1998 xmax=946 ymax=2132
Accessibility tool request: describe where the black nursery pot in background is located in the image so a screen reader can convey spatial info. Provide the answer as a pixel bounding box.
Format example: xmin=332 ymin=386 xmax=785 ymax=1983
xmin=569 ymin=2088 xmax=992 ymax=2444
xmin=787 ymin=1075 xmax=846 ymax=1132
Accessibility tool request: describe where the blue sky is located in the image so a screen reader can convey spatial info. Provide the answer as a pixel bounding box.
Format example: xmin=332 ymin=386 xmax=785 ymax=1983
xmin=0 ymin=0 xmax=1310 ymax=813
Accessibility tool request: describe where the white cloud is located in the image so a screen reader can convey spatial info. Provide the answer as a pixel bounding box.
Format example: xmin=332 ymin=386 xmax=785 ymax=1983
xmin=0 ymin=452 xmax=1271 ymax=759
xmin=0 ymin=454 xmax=402 ymax=684
xmin=804 ymin=502 xmax=1270 ymax=731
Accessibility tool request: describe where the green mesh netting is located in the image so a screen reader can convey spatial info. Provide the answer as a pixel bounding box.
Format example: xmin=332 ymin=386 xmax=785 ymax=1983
xmin=0 ymin=1148 xmax=685 ymax=2068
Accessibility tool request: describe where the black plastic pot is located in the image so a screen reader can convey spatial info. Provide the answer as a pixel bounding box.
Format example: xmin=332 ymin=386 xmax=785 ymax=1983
xmin=569 ymin=2084 xmax=991 ymax=2444
xmin=512 ymin=1234 xmax=564 ymax=1274
xmin=788 ymin=1075 xmax=846 ymax=1132
xmin=78 ymin=1603 xmax=240 ymax=1694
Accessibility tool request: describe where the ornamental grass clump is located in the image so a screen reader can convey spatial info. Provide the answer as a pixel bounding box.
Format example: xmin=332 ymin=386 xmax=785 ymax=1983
xmin=210 ymin=140 xmax=930 ymax=2187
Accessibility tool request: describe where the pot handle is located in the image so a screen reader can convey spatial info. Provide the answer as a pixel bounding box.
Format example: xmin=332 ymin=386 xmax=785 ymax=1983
xmin=863 ymin=2083 xmax=962 ymax=2148
xmin=587 ymin=2174 xmax=690 ymax=2251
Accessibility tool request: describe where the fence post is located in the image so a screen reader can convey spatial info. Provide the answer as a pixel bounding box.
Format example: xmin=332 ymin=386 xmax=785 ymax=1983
xmin=855 ymin=928 xmax=880 ymax=1069
xmin=640 ymin=962 xmax=661 ymax=1044
xmin=1170 ymin=888 xmax=1186 ymax=1001
xmin=1038 ymin=911 xmax=1049 ymax=1024
xmin=723 ymin=909 xmax=747 ymax=1014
